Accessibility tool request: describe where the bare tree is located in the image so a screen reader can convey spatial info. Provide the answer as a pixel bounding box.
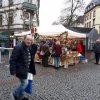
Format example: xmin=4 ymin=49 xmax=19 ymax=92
xmin=53 ymin=0 xmax=85 ymax=27
xmin=52 ymin=21 xmax=59 ymax=25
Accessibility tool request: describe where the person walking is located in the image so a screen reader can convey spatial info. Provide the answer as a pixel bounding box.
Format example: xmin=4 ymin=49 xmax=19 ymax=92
xmin=93 ymin=39 xmax=100 ymax=65
xmin=10 ymin=35 xmax=37 ymax=100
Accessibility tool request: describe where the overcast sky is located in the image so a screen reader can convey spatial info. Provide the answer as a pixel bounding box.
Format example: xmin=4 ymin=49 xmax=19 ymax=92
xmin=39 ymin=0 xmax=91 ymax=26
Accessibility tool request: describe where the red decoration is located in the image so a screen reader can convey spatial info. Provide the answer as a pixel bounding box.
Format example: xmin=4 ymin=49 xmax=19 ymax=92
xmin=31 ymin=27 xmax=36 ymax=36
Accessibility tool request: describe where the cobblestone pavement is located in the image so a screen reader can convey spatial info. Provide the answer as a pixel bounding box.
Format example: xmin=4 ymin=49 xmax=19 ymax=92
xmin=1 ymin=56 xmax=100 ymax=100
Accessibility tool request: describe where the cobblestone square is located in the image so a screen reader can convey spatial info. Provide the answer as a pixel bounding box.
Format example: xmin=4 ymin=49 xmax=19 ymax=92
xmin=0 ymin=56 xmax=100 ymax=100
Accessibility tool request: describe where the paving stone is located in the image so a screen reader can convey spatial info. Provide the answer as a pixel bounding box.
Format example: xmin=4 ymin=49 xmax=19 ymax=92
xmin=1 ymin=56 xmax=100 ymax=99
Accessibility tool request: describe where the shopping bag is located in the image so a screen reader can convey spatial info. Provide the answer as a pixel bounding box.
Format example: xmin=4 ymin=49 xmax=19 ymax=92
xmin=25 ymin=73 xmax=33 ymax=94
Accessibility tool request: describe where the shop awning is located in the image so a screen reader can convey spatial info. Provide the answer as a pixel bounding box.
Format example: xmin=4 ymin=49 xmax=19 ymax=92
xmin=0 ymin=34 xmax=8 ymax=40
xmin=14 ymin=31 xmax=31 ymax=37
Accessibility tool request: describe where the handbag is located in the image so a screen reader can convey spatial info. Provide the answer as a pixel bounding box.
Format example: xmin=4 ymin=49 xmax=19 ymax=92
xmin=25 ymin=73 xmax=33 ymax=94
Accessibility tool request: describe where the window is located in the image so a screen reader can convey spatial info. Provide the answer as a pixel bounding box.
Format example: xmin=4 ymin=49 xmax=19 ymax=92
xmin=90 ymin=13 xmax=91 ymax=19
xmin=85 ymin=16 xmax=86 ymax=21
xmin=9 ymin=0 xmax=13 ymax=6
xmin=93 ymin=11 xmax=96 ymax=17
xmin=86 ymin=15 xmax=88 ymax=20
xmin=87 ymin=23 xmax=88 ymax=28
xmin=28 ymin=0 xmax=32 ymax=3
xmin=84 ymin=16 xmax=86 ymax=22
xmin=0 ymin=15 xmax=2 ymax=26
xmin=89 ymin=21 xmax=91 ymax=27
xmin=93 ymin=19 xmax=95 ymax=26
xmin=84 ymin=16 xmax=86 ymax=21
xmin=9 ymin=13 xmax=13 ymax=25
xmin=85 ymin=24 xmax=87 ymax=27
xmin=0 ymin=0 xmax=2 ymax=7
xmin=87 ymin=14 xmax=89 ymax=20
xmin=30 ymin=0 xmax=32 ymax=3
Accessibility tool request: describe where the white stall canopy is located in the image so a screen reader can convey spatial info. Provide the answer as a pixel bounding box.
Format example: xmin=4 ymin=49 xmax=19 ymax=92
xmin=14 ymin=25 xmax=86 ymax=38
xmin=37 ymin=24 xmax=86 ymax=38
xmin=14 ymin=30 xmax=31 ymax=37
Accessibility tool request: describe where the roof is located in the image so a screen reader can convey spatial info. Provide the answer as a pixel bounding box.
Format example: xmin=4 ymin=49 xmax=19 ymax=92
xmin=73 ymin=16 xmax=84 ymax=24
xmin=68 ymin=27 xmax=92 ymax=34
xmin=85 ymin=0 xmax=100 ymax=13
xmin=89 ymin=28 xmax=99 ymax=40
xmin=89 ymin=0 xmax=100 ymax=5
xmin=37 ymin=25 xmax=86 ymax=38
xmin=68 ymin=27 xmax=99 ymax=40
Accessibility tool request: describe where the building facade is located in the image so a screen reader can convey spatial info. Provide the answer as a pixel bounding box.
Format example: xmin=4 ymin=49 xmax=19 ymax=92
xmin=0 ymin=0 xmax=40 ymax=33
xmin=84 ymin=0 xmax=100 ymax=34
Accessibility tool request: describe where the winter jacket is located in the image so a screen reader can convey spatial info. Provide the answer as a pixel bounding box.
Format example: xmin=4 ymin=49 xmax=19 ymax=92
xmin=53 ymin=44 xmax=62 ymax=57
xmin=76 ymin=43 xmax=82 ymax=53
xmin=93 ymin=43 xmax=100 ymax=53
xmin=41 ymin=44 xmax=50 ymax=57
xmin=9 ymin=42 xmax=37 ymax=79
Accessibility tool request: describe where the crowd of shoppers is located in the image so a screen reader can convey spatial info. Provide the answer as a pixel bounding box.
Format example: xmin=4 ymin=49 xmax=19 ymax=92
xmin=35 ymin=39 xmax=84 ymax=69
xmin=9 ymin=32 xmax=100 ymax=100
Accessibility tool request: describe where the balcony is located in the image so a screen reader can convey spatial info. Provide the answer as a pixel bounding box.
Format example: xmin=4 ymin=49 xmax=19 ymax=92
xmin=22 ymin=2 xmax=37 ymax=12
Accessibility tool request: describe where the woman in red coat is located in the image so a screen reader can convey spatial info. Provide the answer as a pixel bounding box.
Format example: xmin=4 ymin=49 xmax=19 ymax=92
xmin=76 ymin=41 xmax=82 ymax=53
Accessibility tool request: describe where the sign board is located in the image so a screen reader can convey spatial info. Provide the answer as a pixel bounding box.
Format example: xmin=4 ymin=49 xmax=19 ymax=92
xmin=14 ymin=32 xmax=19 ymax=35
xmin=31 ymin=27 xmax=37 ymax=36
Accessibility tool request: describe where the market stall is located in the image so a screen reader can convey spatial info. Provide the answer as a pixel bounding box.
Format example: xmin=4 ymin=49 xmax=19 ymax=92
xmin=35 ymin=25 xmax=86 ymax=67
xmin=14 ymin=31 xmax=31 ymax=37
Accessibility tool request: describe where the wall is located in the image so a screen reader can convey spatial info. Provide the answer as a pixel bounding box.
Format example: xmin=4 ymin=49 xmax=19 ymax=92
xmin=13 ymin=10 xmax=23 ymax=25
xmin=84 ymin=6 xmax=100 ymax=34
xmin=0 ymin=0 xmax=38 ymax=31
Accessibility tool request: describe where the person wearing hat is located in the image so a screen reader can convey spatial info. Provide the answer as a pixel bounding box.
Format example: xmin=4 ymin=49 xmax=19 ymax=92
xmin=93 ymin=39 xmax=100 ymax=65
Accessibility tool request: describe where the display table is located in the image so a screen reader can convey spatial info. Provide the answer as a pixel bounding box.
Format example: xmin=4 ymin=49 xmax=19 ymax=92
xmin=35 ymin=51 xmax=79 ymax=68
xmin=66 ymin=51 xmax=79 ymax=65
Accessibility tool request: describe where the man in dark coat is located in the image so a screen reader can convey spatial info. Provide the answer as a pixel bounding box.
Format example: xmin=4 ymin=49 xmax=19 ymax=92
xmin=41 ymin=44 xmax=50 ymax=67
xmin=93 ymin=39 xmax=100 ymax=65
xmin=10 ymin=35 xmax=37 ymax=100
